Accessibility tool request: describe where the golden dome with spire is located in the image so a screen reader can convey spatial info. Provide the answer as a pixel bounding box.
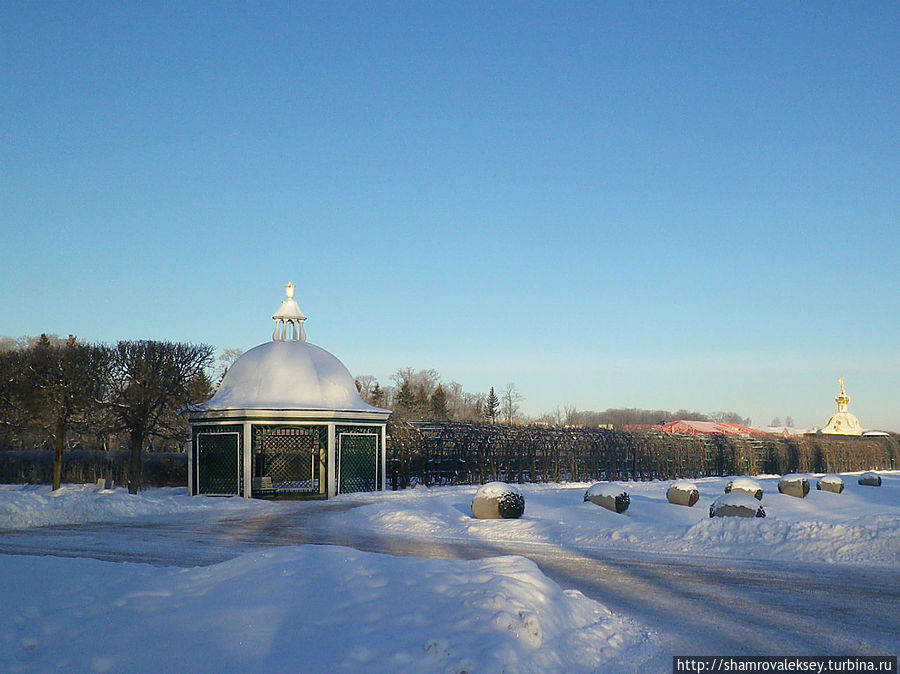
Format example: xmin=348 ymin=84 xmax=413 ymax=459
xmin=820 ymin=377 xmax=863 ymax=435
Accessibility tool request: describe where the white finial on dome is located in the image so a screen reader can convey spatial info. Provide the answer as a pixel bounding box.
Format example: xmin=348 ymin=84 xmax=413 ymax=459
xmin=272 ymin=282 xmax=307 ymax=342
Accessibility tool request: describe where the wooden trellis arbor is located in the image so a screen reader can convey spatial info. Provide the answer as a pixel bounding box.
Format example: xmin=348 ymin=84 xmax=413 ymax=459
xmin=386 ymin=421 xmax=897 ymax=488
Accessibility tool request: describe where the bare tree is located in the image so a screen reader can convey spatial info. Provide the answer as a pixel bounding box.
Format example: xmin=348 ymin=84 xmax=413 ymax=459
xmin=213 ymin=348 xmax=243 ymax=385
xmin=709 ymin=411 xmax=752 ymax=426
xmin=16 ymin=336 xmax=110 ymax=490
xmin=500 ymin=383 xmax=523 ymax=424
xmin=105 ymin=340 xmax=213 ymax=493
xmin=355 ymin=375 xmax=379 ymax=401
xmin=352 ymin=375 xmax=393 ymax=409
xmin=390 ymin=368 xmax=440 ymax=419
xmin=0 ymin=348 xmax=25 ymax=448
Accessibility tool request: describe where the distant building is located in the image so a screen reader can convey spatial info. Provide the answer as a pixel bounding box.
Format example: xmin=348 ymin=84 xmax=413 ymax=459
xmin=652 ymin=420 xmax=771 ymax=438
xmin=820 ymin=378 xmax=863 ymax=435
xmin=764 ymin=426 xmax=810 ymax=437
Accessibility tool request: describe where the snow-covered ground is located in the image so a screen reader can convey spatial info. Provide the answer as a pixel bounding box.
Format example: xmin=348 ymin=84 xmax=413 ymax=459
xmin=1 ymin=472 xmax=898 ymax=672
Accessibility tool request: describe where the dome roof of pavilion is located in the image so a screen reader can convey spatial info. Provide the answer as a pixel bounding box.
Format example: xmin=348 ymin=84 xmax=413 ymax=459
xmin=195 ymin=284 xmax=388 ymax=414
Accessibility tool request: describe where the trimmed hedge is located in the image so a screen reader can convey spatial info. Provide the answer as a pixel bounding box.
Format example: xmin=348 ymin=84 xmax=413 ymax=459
xmin=0 ymin=450 xmax=186 ymax=488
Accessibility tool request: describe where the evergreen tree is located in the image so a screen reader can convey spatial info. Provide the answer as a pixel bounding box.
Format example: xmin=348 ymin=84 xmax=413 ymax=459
xmin=371 ymin=382 xmax=385 ymax=408
xmin=485 ymin=387 xmax=499 ymax=423
xmin=430 ymin=385 xmax=449 ymax=419
xmin=395 ymin=379 xmax=416 ymax=419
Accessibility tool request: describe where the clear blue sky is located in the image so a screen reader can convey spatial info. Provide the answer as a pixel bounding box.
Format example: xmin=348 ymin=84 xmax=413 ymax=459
xmin=2 ymin=2 xmax=898 ymax=430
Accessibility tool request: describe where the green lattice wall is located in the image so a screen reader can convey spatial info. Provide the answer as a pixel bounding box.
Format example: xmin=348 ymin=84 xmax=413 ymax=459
xmin=196 ymin=429 xmax=241 ymax=495
xmin=338 ymin=430 xmax=380 ymax=493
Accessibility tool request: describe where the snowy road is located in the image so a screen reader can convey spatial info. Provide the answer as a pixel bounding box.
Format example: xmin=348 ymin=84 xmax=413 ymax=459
xmin=2 ymin=500 xmax=897 ymax=670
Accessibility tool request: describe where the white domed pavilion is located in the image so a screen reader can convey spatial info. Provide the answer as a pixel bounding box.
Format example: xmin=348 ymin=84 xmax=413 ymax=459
xmin=820 ymin=378 xmax=863 ymax=436
xmin=188 ymin=284 xmax=390 ymax=498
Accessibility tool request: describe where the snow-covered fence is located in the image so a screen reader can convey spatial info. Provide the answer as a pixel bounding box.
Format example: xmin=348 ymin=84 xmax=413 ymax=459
xmin=386 ymin=422 xmax=898 ymax=488
xmin=0 ymin=450 xmax=187 ymax=487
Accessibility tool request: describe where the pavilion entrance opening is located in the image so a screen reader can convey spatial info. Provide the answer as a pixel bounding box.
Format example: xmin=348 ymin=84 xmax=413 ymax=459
xmin=253 ymin=426 xmax=326 ymax=496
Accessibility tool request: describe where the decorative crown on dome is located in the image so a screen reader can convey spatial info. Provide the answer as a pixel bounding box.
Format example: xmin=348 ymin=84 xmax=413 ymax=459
xmin=834 ymin=377 xmax=850 ymax=412
xmin=272 ymin=282 xmax=307 ymax=342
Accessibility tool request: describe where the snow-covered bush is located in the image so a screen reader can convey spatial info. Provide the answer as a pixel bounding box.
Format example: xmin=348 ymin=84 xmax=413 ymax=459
xmin=816 ymin=475 xmax=844 ymax=494
xmin=709 ymin=493 xmax=766 ymax=518
xmin=584 ymin=482 xmax=630 ymax=513
xmin=666 ymin=480 xmax=699 ymax=507
xmin=471 ymin=482 xmax=525 ymax=519
xmin=858 ymin=472 xmax=882 ymax=487
xmin=725 ymin=477 xmax=763 ymax=500
xmin=778 ymin=474 xmax=809 ymax=498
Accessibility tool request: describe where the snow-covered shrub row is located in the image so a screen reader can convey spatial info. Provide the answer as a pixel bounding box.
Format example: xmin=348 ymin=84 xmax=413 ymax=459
xmin=584 ymin=482 xmax=630 ymax=513
xmin=725 ymin=477 xmax=763 ymax=500
xmin=666 ymin=480 xmax=699 ymax=507
xmin=471 ymin=482 xmax=525 ymax=519
xmin=710 ymin=493 xmax=766 ymax=518
xmin=816 ymin=475 xmax=844 ymax=494
xmin=858 ymin=472 xmax=882 ymax=487
xmin=778 ymin=474 xmax=810 ymax=498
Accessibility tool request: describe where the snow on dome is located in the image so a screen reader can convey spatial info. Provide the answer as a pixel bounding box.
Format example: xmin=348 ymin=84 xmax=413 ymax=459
xmin=194 ymin=284 xmax=389 ymax=414
xmin=198 ymin=340 xmax=382 ymax=412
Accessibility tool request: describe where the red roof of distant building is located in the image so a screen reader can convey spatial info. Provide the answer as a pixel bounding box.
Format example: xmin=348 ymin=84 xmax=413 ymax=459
xmin=652 ymin=420 xmax=772 ymax=437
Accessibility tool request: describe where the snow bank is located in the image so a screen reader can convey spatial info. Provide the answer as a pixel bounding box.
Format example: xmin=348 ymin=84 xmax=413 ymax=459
xmin=0 ymin=484 xmax=272 ymax=530
xmin=0 ymin=546 xmax=650 ymax=673
xmin=324 ymin=473 xmax=900 ymax=567
xmin=680 ymin=514 xmax=899 ymax=565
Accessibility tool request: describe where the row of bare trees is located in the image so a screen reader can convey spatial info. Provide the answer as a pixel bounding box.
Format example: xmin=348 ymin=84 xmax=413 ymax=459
xmin=0 ymin=335 xmax=213 ymax=493
xmin=354 ymin=368 xmax=752 ymax=430
xmin=532 ymin=406 xmax=753 ymax=428
xmin=355 ymin=368 xmax=525 ymax=424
